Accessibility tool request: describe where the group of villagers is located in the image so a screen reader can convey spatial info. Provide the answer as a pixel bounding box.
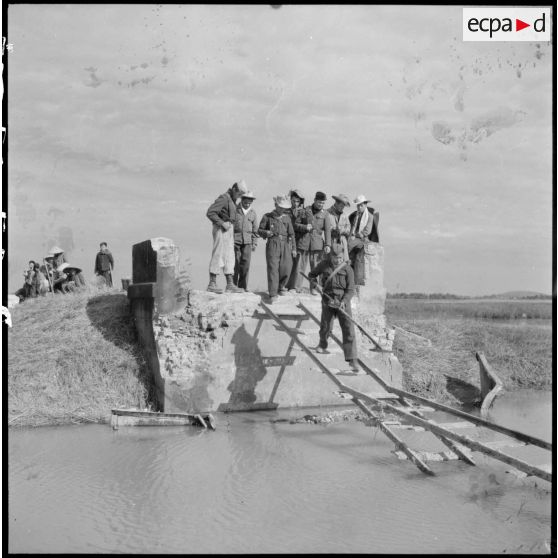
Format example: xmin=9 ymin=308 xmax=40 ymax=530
xmin=14 ymin=247 xmax=87 ymax=302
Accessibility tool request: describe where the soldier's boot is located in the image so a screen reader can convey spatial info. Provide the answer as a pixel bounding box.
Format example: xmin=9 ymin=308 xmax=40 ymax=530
xmin=207 ymin=273 xmax=223 ymax=294
xmin=225 ymin=274 xmax=244 ymax=293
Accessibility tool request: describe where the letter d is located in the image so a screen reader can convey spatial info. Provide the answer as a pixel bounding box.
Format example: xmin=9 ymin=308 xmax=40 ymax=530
xmin=534 ymin=13 xmax=545 ymax=32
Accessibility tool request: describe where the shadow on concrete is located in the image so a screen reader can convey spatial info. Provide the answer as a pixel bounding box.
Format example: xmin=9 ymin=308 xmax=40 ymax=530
xmin=218 ymin=323 xmax=278 ymax=412
xmin=444 ymin=374 xmax=481 ymax=410
xmin=86 ymin=292 xmax=156 ymax=404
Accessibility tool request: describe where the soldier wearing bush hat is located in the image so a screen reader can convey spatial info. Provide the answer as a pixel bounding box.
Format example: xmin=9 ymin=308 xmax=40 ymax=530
xmin=233 ymin=190 xmax=259 ymax=291
xmin=327 ymin=194 xmax=351 ymax=261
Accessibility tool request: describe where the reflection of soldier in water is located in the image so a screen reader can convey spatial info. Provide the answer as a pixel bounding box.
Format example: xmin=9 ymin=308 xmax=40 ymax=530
xmin=228 ymin=324 xmax=267 ymax=406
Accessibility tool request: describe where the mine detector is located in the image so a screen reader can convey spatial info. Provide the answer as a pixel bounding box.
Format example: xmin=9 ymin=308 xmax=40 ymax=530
xmin=257 ymin=280 xmax=552 ymax=483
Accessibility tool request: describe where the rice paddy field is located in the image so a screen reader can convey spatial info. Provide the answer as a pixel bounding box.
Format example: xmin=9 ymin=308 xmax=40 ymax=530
xmin=384 ymin=298 xmax=553 ymax=407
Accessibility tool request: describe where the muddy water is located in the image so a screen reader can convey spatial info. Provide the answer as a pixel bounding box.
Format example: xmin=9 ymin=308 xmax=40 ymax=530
xmin=9 ymin=393 xmax=551 ymax=554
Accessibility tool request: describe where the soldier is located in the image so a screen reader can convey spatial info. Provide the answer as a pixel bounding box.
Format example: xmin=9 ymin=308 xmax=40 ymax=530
xmin=258 ymin=195 xmax=297 ymax=303
xmin=206 ymin=180 xmax=248 ymax=294
xmin=94 ymin=242 xmax=115 ymax=287
xmin=293 ymin=191 xmax=331 ymax=295
xmin=348 ymin=194 xmax=380 ymax=287
xmin=233 ymin=191 xmax=259 ymax=292
xmin=285 ymin=189 xmax=306 ymax=291
xmin=309 ymin=246 xmax=361 ymax=374
xmin=326 ymin=194 xmax=351 ymax=262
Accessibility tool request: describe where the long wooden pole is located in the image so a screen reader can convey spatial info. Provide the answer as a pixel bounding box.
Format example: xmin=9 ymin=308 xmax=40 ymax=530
xmin=298 ymin=302 xmax=551 ymax=452
xmin=43 ymin=258 xmax=55 ymax=295
xmin=298 ymin=301 xmax=475 ymax=466
xmin=300 ymin=272 xmax=390 ymax=353
xmin=259 ymin=302 xmax=434 ymax=476
xmin=336 ymin=383 xmax=552 ymax=483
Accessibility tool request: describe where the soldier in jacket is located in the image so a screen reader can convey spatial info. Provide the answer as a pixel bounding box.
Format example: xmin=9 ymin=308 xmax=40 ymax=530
xmin=293 ymin=191 xmax=331 ymax=295
xmin=326 ymin=194 xmax=352 ymax=262
xmin=206 ymin=180 xmax=248 ymax=294
xmin=233 ymin=191 xmax=259 ymax=292
xmin=285 ymin=189 xmax=306 ymax=291
xmin=94 ymin=242 xmax=114 ymax=287
xmin=309 ymin=246 xmax=361 ymax=373
xmin=347 ymin=194 xmax=380 ymax=286
xmin=258 ymin=195 xmax=297 ymax=303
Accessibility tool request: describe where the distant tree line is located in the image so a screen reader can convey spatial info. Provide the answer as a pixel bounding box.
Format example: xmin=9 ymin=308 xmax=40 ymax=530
xmin=387 ymin=292 xmax=552 ymax=300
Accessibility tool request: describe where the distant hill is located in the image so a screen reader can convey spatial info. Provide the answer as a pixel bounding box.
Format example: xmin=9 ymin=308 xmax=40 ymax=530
xmin=488 ymin=291 xmax=552 ymax=300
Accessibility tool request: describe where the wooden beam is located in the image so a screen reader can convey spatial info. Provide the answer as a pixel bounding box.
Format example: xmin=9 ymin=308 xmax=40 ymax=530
xmin=335 ymin=384 xmax=552 ymax=483
xmin=260 ymin=302 xmax=434 ymax=476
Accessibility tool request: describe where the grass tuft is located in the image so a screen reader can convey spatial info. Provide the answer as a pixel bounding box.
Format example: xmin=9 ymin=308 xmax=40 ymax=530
xmin=386 ymin=299 xmax=552 ymax=405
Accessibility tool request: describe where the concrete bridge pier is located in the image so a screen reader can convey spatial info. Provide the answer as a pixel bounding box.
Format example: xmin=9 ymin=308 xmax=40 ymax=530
xmin=128 ymin=238 xmax=402 ymax=414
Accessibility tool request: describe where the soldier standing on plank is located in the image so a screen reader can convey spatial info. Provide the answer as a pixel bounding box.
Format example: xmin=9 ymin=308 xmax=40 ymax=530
xmin=258 ymin=195 xmax=297 ymax=303
xmin=94 ymin=242 xmax=114 ymax=287
xmin=309 ymin=245 xmax=361 ymax=374
xmin=206 ymin=180 xmax=248 ymax=294
xmin=233 ymin=190 xmax=259 ymax=292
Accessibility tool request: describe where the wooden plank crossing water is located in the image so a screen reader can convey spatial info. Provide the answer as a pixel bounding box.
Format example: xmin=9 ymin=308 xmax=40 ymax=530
xmin=111 ymin=409 xmax=216 ymax=430
xmin=264 ymin=301 xmax=552 ymax=482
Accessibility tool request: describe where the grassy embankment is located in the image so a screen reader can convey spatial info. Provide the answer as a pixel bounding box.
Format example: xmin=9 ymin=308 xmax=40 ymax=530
xmin=8 ymin=286 xmax=153 ymax=427
xmin=384 ymin=298 xmax=553 ymax=406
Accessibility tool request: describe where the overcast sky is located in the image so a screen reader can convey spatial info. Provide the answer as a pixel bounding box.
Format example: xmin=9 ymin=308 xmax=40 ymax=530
xmin=6 ymin=4 xmax=553 ymax=295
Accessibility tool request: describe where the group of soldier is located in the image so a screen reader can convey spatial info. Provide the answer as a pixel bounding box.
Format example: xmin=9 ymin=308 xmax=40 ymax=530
xmin=206 ymin=180 xmax=381 ymax=373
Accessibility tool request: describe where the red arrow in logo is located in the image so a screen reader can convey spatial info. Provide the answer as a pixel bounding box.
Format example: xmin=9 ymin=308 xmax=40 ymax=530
xmin=516 ymin=18 xmax=530 ymax=31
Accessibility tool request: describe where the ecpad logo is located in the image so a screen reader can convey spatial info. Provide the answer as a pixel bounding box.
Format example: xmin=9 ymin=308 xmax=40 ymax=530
xmin=463 ymin=8 xmax=551 ymax=41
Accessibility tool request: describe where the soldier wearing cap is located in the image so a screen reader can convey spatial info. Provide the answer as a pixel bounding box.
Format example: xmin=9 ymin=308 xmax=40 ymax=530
xmin=233 ymin=190 xmax=259 ymax=292
xmin=293 ymin=191 xmax=332 ymax=295
xmin=326 ymin=194 xmax=352 ymax=262
xmin=206 ymin=180 xmax=248 ymax=294
xmin=347 ymin=194 xmax=380 ymax=286
xmin=258 ymin=195 xmax=297 ymax=303
xmin=308 ymin=244 xmax=360 ymax=374
xmin=285 ymin=189 xmax=306 ymax=291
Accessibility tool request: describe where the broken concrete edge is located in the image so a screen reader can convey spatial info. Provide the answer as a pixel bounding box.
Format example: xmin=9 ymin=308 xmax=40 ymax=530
xmin=476 ymin=351 xmax=504 ymax=416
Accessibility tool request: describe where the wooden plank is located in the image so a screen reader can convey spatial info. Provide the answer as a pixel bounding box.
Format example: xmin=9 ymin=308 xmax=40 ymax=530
xmin=484 ymin=439 xmax=526 ymax=450
xmin=260 ymin=302 xmax=434 ymax=476
xmin=262 ymin=356 xmax=297 ymax=367
xmin=351 ymin=398 xmax=434 ymax=476
xmin=112 ymin=409 xmax=199 ymax=419
xmin=303 ymin=308 xmax=550 ymax=452
xmin=437 ymin=421 xmax=478 ymax=429
xmin=300 ymin=302 xmax=475 ymax=466
xmin=335 ymin=384 xmax=552 ymax=483
xmin=111 ymin=415 xmax=196 ymax=427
